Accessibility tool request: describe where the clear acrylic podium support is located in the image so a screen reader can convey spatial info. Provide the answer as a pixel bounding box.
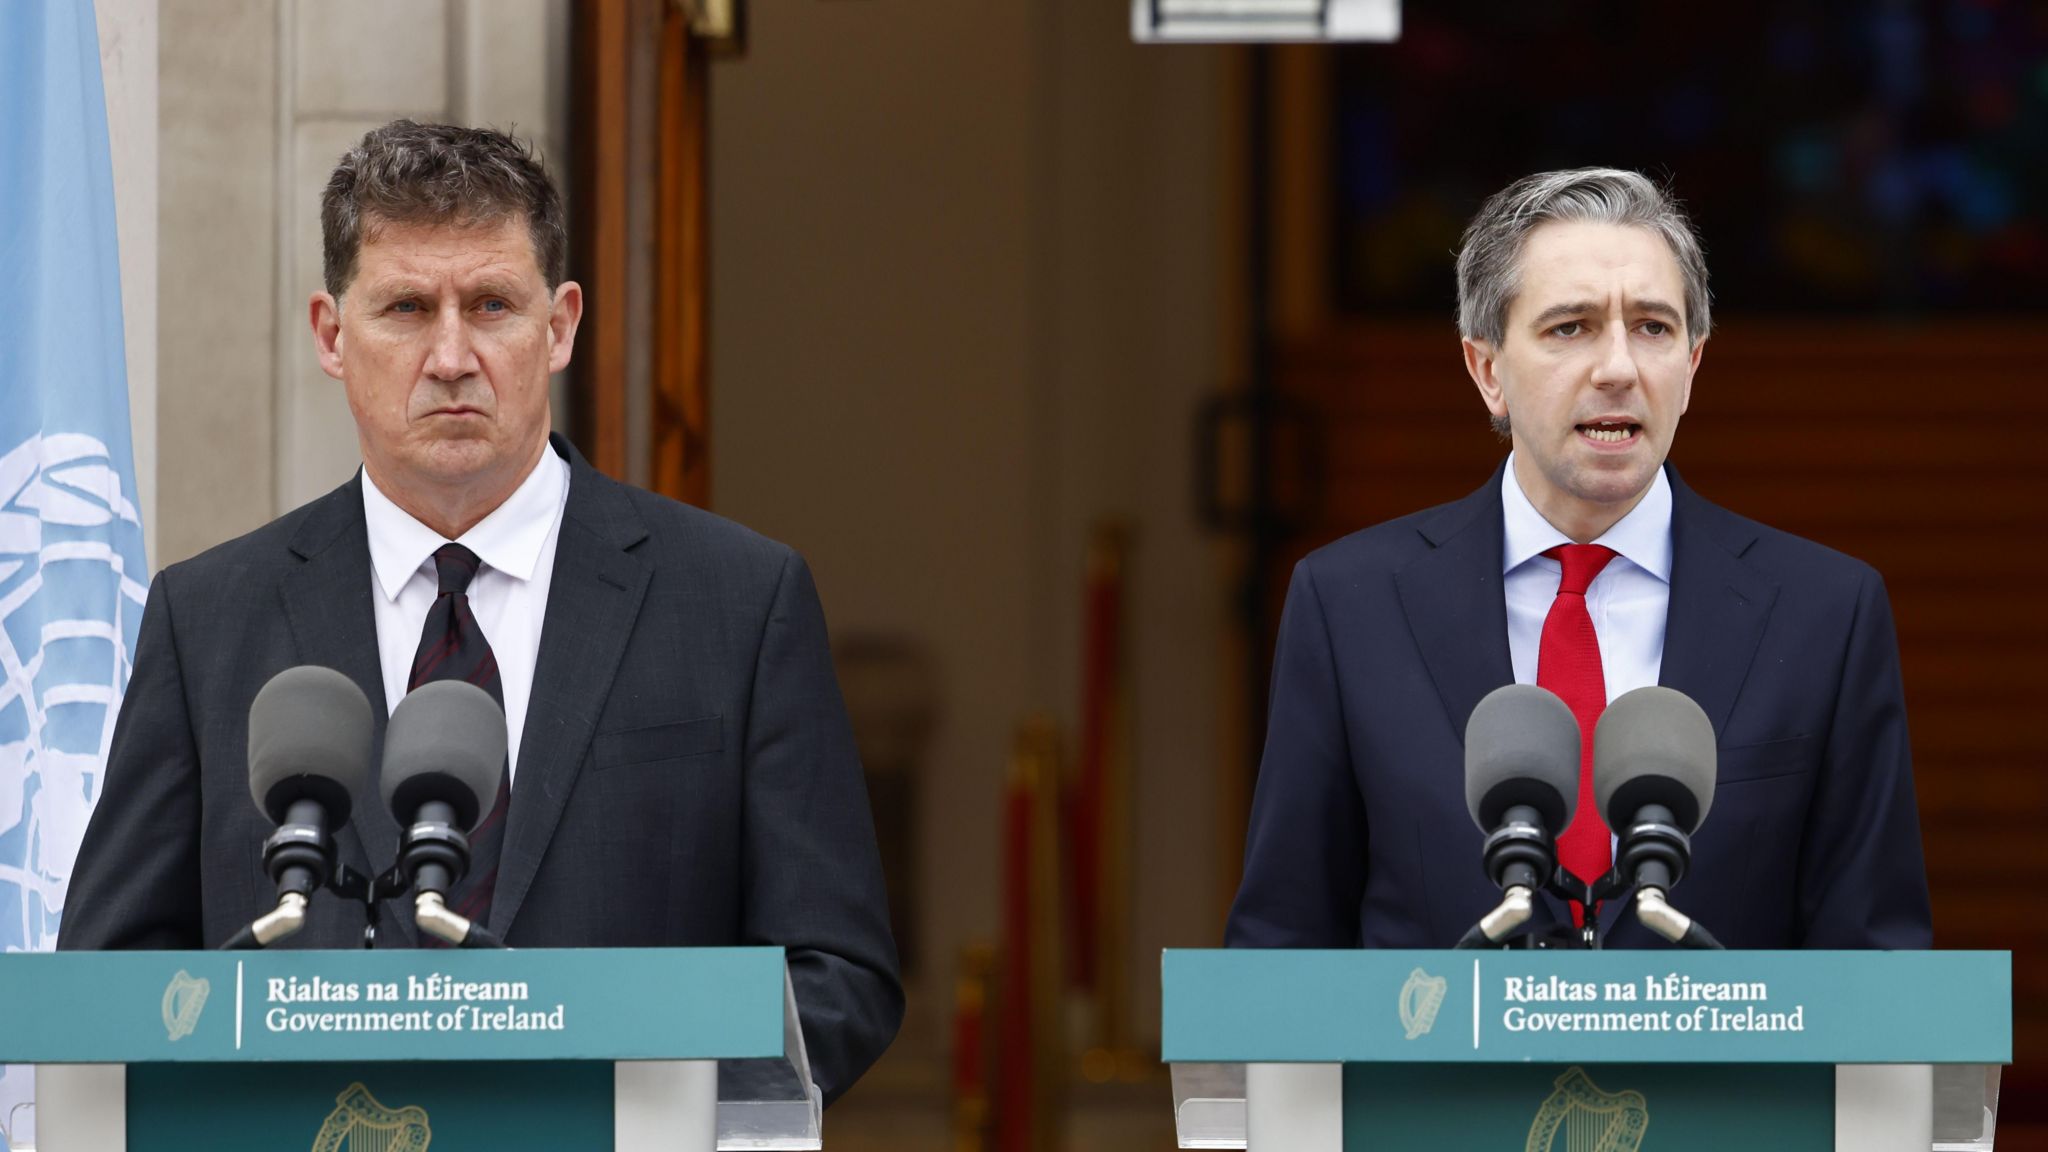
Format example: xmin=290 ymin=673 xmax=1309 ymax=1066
xmin=1169 ymin=1062 xmax=2006 ymax=1151
xmin=712 ymin=968 xmax=824 ymax=1150
xmin=1169 ymin=1062 xmax=1245 ymax=1148
xmin=1933 ymin=1064 xmax=2003 ymax=1152
xmin=622 ymin=968 xmax=822 ymax=1151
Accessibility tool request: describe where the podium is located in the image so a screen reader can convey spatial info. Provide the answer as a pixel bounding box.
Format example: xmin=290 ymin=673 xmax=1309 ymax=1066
xmin=1163 ymin=949 xmax=2010 ymax=1151
xmin=0 ymin=947 xmax=822 ymax=1151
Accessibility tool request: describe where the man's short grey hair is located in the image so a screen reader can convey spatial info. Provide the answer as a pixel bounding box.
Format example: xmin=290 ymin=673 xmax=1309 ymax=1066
xmin=1455 ymin=167 xmax=1711 ymax=349
xmin=321 ymin=119 xmax=566 ymax=298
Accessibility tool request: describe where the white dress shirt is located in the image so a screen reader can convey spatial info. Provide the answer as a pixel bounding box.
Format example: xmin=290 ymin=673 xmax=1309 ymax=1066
xmin=361 ymin=446 xmax=571 ymax=783
xmin=1501 ymin=453 xmax=1673 ymax=702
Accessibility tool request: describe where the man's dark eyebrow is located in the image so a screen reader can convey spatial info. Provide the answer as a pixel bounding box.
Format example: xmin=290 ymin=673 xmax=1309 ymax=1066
xmin=359 ymin=280 xmax=416 ymax=298
xmin=1526 ymin=298 xmax=1685 ymax=329
xmin=1528 ymin=301 xmax=1599 ymax=329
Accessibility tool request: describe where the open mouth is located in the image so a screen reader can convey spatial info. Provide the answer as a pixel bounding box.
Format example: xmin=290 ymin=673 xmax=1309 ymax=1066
xmin=1576 ymin=420 xmax=1640 ymax=445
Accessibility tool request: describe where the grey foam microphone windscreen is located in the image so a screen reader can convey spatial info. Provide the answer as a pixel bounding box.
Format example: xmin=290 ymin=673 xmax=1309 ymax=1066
xmin=1593 ymin=686 xmax=1717 ymax=833
xmin=379 ymin=680 xmax=507 ymax=832
xmin=1464 ymin=684 xmax=1582 ymax=832
xmin=247 ymin=665 xmax=374 ymax=825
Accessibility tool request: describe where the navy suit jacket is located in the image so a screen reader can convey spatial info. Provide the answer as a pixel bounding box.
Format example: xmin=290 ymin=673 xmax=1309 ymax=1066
xmin=1225 ymin=463 xmax=1932 ymax=950
xmin=60 ymin=435 xmax=903 ymax=1103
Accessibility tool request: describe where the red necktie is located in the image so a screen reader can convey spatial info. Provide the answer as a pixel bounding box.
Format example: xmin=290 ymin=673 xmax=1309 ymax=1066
xmin=1537 ymin=544 xmax=1618 ymax=922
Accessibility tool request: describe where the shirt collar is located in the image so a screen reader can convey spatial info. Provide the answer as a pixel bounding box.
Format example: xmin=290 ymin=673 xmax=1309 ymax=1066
xmin=361 ymin=444 xmax=569 ymax=602
xmin=1500 ymin=452 xmax=1673 ymax=582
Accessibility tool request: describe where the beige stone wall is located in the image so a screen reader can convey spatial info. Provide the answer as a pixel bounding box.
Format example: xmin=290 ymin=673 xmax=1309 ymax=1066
xmin=157 ymin=0 xmax=272 ymax=568
xmin=98 ymin=0 xmax=157 ymax=565
xmin=156 ymin=0 xmax=570 ymax=566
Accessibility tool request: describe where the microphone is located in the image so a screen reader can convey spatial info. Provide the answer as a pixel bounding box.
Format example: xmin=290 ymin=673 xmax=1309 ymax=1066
xmin=233 ymin=666 xmax=374 ymax=948
xmin=1593 ymin=686 xmax=1722 ymax=949
xmin=379 ymin=680 xmax=507 ymax=948
xmin=1456 ymin=684 xmax=1581 ymax=947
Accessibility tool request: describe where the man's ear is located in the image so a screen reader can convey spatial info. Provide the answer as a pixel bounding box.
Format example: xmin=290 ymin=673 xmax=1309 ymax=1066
xmin=310 ymin=292 xmax=345 ymax=381
xmin=547 ymin=280 xmax=584 ymax=375
xmin=1680 ymin=335 xmax=1705 ymax=416
xmin=1463 ymin=336 xmax=1509 ymax=421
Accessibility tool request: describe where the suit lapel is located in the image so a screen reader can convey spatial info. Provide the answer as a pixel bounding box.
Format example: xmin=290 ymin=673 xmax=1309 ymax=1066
xmin=490 ymin=438 xmax=652 ymax=937
xmin=1392 ymin=474 xmax=1585 ymax=930
xmin=1394 ymin=464 xmax=1516 ymax=746
xmin=279 ymin=476 xmax=414 ymax=943
xmin=1395 ymin=465 xmax=1775 ymax=942
xmin=1595 ymin=475 xmax=1774 ymax=945
xmin=1658 ymin=468 xmax=1778 ymax=741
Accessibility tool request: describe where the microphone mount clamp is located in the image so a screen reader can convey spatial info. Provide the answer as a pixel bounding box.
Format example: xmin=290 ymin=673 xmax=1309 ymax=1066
xmin=1586 ymin=804 xmax=1724 ymax=950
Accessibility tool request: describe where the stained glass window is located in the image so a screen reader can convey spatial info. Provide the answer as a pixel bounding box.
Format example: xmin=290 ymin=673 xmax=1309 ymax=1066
xmin=1331 ymin=1 xmax=2048 ymax=316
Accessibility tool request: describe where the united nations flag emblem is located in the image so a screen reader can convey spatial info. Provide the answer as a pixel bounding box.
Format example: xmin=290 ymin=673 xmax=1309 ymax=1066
xmin=1525 ymin=1066 xmax=1648 ymax=1152
xmin=312 ymin=1083 xmax=433 ymax=1152
xmin=160 ymin=970 xmax=209 ymax=1042
xmin=1397 ymin=967 xmax=1447 ymax=1040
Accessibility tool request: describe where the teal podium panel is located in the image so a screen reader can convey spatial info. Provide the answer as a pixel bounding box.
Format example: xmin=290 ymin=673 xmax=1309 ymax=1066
xmin=1345 ymin=1063 xmax=1836 ymax=1150
xmin=127 ymin=1061 xmax=613 ymax=1152
xmin=0 ymin=948 xmax=817 ymax=1152
xmin=1163 ymin=950 xmax=2010 ymax=1065
xmin=0 ymin=948 xmax=784 ymax=1064
xmin=1162 ymin=949 xmax=2011 ymax=1152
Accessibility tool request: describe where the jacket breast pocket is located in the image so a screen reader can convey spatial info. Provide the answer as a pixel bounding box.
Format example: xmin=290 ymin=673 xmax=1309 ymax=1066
xmin=593 ymin=715 xmax=723 ymax=772
xmin=1717 ymin=734 xmax=1812 ymax=786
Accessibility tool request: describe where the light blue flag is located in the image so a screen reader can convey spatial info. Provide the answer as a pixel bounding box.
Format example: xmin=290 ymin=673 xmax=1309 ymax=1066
xmin=0 ymin=0 xmax=149 ymax=1142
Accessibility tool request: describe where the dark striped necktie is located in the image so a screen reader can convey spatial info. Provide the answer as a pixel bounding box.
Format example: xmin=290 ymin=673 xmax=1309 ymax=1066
xmin=407 ymin=543 xmax=509 ymax=942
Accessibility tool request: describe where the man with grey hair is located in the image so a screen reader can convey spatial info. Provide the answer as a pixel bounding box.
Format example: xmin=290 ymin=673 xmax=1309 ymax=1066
xmin=1227 ymin=167 xmax=1930 ymax=951
xmin=61 ymin=121 xmax=903 ymax=1101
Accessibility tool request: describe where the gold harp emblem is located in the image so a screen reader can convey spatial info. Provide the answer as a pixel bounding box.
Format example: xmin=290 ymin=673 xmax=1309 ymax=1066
xmin=1398 ymin=967 xmax=1447 ymax=1040
xmin=160 ymin=969 xmax=209 ymax=1042
xmin=1524 ymin=1066 xmax=1648 ymax=1152
xmin=311 ymin=1083 xmax=433 ymax=1152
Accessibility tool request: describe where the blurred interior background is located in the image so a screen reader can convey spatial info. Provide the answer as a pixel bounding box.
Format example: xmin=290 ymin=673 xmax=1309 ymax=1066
xmin=88 ymin=0 xmax=2048 ymax=1147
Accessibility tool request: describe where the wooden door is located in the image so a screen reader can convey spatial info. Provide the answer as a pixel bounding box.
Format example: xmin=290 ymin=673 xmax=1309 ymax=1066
xmin=570 ymin=0 xmax=720 ymax=506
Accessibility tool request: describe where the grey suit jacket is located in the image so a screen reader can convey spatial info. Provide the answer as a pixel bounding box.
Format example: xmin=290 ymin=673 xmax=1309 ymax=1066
xmin=59 ymin=434 xmax=903 ymax=1104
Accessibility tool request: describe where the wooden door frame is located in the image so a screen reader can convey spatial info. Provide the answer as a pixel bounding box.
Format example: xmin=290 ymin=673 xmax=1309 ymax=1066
xmin=570 ymin=0 xmax=713 ymax=507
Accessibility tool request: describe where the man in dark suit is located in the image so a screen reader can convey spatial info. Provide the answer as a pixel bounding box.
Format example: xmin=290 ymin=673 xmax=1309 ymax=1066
xmin=59 ymin=121 xmax=902 ymax=1102
xmin=1226 ymin=168 xmax=1931 ymax=951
